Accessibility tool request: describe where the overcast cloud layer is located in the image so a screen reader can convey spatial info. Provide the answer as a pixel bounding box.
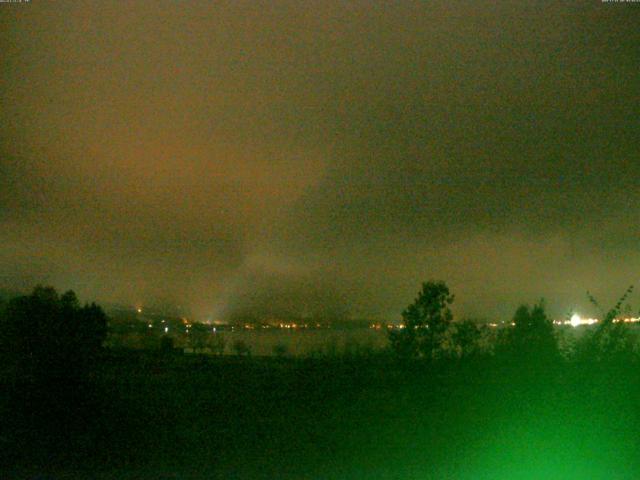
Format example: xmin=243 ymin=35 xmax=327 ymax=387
xmin=2 ymin=1 xmax=640 ymax=320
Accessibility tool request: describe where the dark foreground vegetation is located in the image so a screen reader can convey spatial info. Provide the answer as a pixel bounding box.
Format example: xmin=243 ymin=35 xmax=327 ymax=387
xmin=2 ymin=285 xmax=640 ymax=479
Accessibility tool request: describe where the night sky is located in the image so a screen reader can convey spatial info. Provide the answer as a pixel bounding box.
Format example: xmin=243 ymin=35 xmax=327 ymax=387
xmin=1 ymin=1 xmax=639 ymax=321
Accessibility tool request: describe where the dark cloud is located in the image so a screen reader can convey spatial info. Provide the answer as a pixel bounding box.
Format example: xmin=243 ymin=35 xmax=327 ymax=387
xmin=1 ymin=1 xmax=639 ymax=320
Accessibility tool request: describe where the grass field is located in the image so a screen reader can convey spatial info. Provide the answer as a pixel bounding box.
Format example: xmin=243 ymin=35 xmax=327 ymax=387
xmin=3 ymin=351 xmax=640 ymax=479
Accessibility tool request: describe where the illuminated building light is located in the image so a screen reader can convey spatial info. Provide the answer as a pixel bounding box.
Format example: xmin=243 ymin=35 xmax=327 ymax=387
xmin=570 ymin=314 xmax=581 ymax=328
xmin=566 ymin=315 xmax=599 ymax=327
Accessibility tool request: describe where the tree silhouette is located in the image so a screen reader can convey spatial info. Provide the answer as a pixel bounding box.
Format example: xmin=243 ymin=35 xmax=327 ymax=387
xmin=452 ymin=319 xmax=482 ymax=359
xmin=189 ymin=323 xmax=210 ymax=354
xmin=272 ymin=342 xmax=288 ymax=358
xmin=0 ymin=286 xmax=108 ymax=448
xmin=210 ymin=333 xmax=226 ymax=356
xmin=160 ymin=335 xmax=175 ymax=354
xmin=1 ymin=286 xmax=107 ymax=384
xmin=389 ymin=281 xmax=454 ymax=359
xmin=502 ymin=301 xmax=558 ymax=362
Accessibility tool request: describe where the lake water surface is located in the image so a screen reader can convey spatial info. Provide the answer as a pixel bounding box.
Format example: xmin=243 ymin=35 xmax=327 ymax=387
xmin=200 ymin=328 xmax=390 ymax=357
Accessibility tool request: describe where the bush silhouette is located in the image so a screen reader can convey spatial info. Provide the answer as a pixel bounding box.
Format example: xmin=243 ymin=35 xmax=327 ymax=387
xmin=578 ymin=286 xmax=636 ymax=362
